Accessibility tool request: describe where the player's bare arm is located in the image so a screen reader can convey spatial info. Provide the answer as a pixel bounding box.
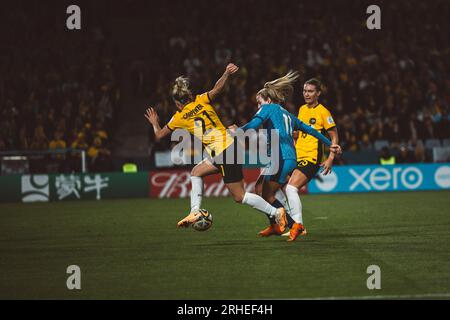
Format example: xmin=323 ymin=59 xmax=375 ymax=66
xmin=293 ymin=131 xmax=299 ymax=143
xmin=144 ymin=107 xmax=171 ymax=142
xmin=321 ymin=127 xmax=340 ymax=175
xmin=207 ymin=63 xmax=239 ymax=101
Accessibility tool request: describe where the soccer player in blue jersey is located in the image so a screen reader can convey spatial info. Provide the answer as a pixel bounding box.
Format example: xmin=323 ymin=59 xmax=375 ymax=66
xmin=233 ymin=71 xmax=341 ymax=241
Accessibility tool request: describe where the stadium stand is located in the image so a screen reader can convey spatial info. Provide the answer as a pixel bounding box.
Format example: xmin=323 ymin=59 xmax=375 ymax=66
xmin=0 ymin=0 xmax=448 ymax=172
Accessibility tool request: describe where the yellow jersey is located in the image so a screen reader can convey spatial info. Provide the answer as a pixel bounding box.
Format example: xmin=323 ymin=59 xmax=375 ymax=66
xmin=166 ymin=93 xmax=233 ymax=157
xmin=295 ymin=103 xmax=335 ymax=164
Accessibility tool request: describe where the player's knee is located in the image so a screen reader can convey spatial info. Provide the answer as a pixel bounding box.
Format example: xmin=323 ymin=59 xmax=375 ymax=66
xmin=190 ymin=168 xmax=200 ymax=177
xmin=232 ymin=193 xmax=244 ymax=203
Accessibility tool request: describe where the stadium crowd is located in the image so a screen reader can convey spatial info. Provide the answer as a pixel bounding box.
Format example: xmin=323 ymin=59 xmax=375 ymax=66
xmin=142 ymin=0 xmax=449 ymax=163
xmin=1 ymin=0 xmax=448 ymax=173
xmin=0 ymin=3 xmax=118 ymax=172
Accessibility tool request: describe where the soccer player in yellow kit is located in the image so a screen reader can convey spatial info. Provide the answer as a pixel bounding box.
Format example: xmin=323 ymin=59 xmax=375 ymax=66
xmin=145 ymin=64 xmax=288 ymax=230
xmin=285 ymin=78 xmax=340 ymax=240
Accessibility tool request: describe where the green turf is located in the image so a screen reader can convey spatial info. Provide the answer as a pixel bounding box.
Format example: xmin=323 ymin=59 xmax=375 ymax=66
xmin=1 ymin=191 xmax=450 ymax=299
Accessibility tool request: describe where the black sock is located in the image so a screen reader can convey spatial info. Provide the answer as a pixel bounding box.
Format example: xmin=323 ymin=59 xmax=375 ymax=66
xmin=270 ymin=199 xmax=294 ymax=228
xmin=265 ymin=199 xmax=283 ymax=225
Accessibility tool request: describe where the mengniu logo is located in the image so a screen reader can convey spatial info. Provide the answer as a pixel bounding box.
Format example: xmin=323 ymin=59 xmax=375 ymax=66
xmin=21 ymin=175 xmax=50 ymax=202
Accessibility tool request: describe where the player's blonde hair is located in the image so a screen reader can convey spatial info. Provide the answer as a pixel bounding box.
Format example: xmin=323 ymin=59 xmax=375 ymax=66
xmin=257 ymin=71 xmax=300 ymax=104
xmin=172 ymin=76 xmax=192 ymax=104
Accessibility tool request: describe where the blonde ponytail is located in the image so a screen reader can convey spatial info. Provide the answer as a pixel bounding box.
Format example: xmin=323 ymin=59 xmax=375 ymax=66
xmin=172 ymin=76 xmax=192 ymax=104
xmin=257 ymin=71 xmax=300 ymax=104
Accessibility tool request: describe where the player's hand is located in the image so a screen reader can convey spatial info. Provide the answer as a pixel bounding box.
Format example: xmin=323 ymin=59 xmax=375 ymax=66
xmin=329 ymin=144 xmax=342 ymax=155
xmin=144 ymin=107 xmax=159 ymax=125
xmin=320 ymin=158 xmax=333 ymax=175
xmin=225 ymin=63 xmax=239 ymax=75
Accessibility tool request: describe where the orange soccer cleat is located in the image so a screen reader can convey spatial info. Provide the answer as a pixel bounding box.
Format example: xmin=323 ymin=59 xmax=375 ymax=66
xmin=177 ymin=212 xmax=202 ymax=228
xmin=259 ymin=224 xmax=277 ymax=237
xmin=272 ymin=224 xmax=286 ymax=235
xmin=258 ymin=223 xmax=288 ymax=237
xmin=287 ymin=223 xmax=306 ymax=242
xmin=282 ymin=227 xmax=307 ymax=237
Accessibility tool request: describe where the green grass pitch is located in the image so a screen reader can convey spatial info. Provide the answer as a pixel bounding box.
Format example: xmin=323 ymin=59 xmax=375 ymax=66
xmin=1 ymin=191 xmax=450 ymax=299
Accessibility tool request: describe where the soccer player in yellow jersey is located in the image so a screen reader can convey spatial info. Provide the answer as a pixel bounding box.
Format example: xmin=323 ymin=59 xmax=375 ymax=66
xmin=145 ymin=64 xmax=288 ymax=231
xmin=284 ymin=78 xmax=340 ymax=240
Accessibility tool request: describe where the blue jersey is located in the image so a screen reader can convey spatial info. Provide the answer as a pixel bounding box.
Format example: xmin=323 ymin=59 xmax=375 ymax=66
xmin=241 ymin=103 xmax=331 ymax=160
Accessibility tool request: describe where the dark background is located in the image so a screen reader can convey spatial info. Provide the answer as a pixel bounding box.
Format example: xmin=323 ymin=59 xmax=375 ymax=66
xmin=0 ymin=0 xmax=448 ymax=173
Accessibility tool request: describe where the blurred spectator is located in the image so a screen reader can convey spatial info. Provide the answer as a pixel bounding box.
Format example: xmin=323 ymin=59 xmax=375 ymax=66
xmin=0 ymin=138 xmax=6 ymax=152
xmin=29 ymin=126 xmax=48 ymax=151
xmin=17 ymin=125 xmax=29 ymax=150
xmin=49 ymin=130 xmax=67 ymax=172
xmin=49 ymin=131 xmax=67 ymax=153
xmin=412 ymin=140 xmax=426 ymax=163
xmin=71 ymin=133 xmax=89 ymax=172
xmin=87 ymin=137 xmax=112 ymax=172
xmin=379 ymin=147 xmax=396 ymax=165
xmin=397 ymin=145 xmax=415 ymax=164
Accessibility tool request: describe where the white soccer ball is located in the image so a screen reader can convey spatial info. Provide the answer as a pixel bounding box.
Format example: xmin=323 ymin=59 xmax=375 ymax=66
xmin=191 ymin=209 xmax=213 ymax=232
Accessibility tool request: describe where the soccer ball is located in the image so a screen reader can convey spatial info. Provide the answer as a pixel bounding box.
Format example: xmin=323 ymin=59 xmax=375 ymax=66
xmin=191 ymin=209 xmax=213 ymax=232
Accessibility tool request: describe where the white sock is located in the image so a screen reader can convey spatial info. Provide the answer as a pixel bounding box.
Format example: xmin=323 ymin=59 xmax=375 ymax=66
xmin=242 ymin=192 xmax=278 ymax=217
xmin=275 ymin=189 xmax=291 ymax=217
xmin=285 ymin=185 xmax=303 ymax=224
xmin=190 ymin=176 xmax=203 ymax=213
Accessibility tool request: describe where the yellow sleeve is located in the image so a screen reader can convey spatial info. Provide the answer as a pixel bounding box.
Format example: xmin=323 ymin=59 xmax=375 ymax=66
xmin=297 ymin=105 xmax=304 ymax=118
xmin=321 ymin=107 xmax=336 ymax=130
xmin=167 ymin=112 xmax=183 ymax=131
xmin=196 ymin=93 xmax=211 ymax=104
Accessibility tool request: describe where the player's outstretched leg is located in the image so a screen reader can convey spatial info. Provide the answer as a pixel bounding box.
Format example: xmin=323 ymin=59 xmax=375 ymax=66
xmin=227 ymin=180 xmax=287 ymax=232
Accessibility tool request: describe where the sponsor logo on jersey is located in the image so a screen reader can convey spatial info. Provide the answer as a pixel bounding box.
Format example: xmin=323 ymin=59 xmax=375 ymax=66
xmin=327 ymin=116 xmax=334 ymax=124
